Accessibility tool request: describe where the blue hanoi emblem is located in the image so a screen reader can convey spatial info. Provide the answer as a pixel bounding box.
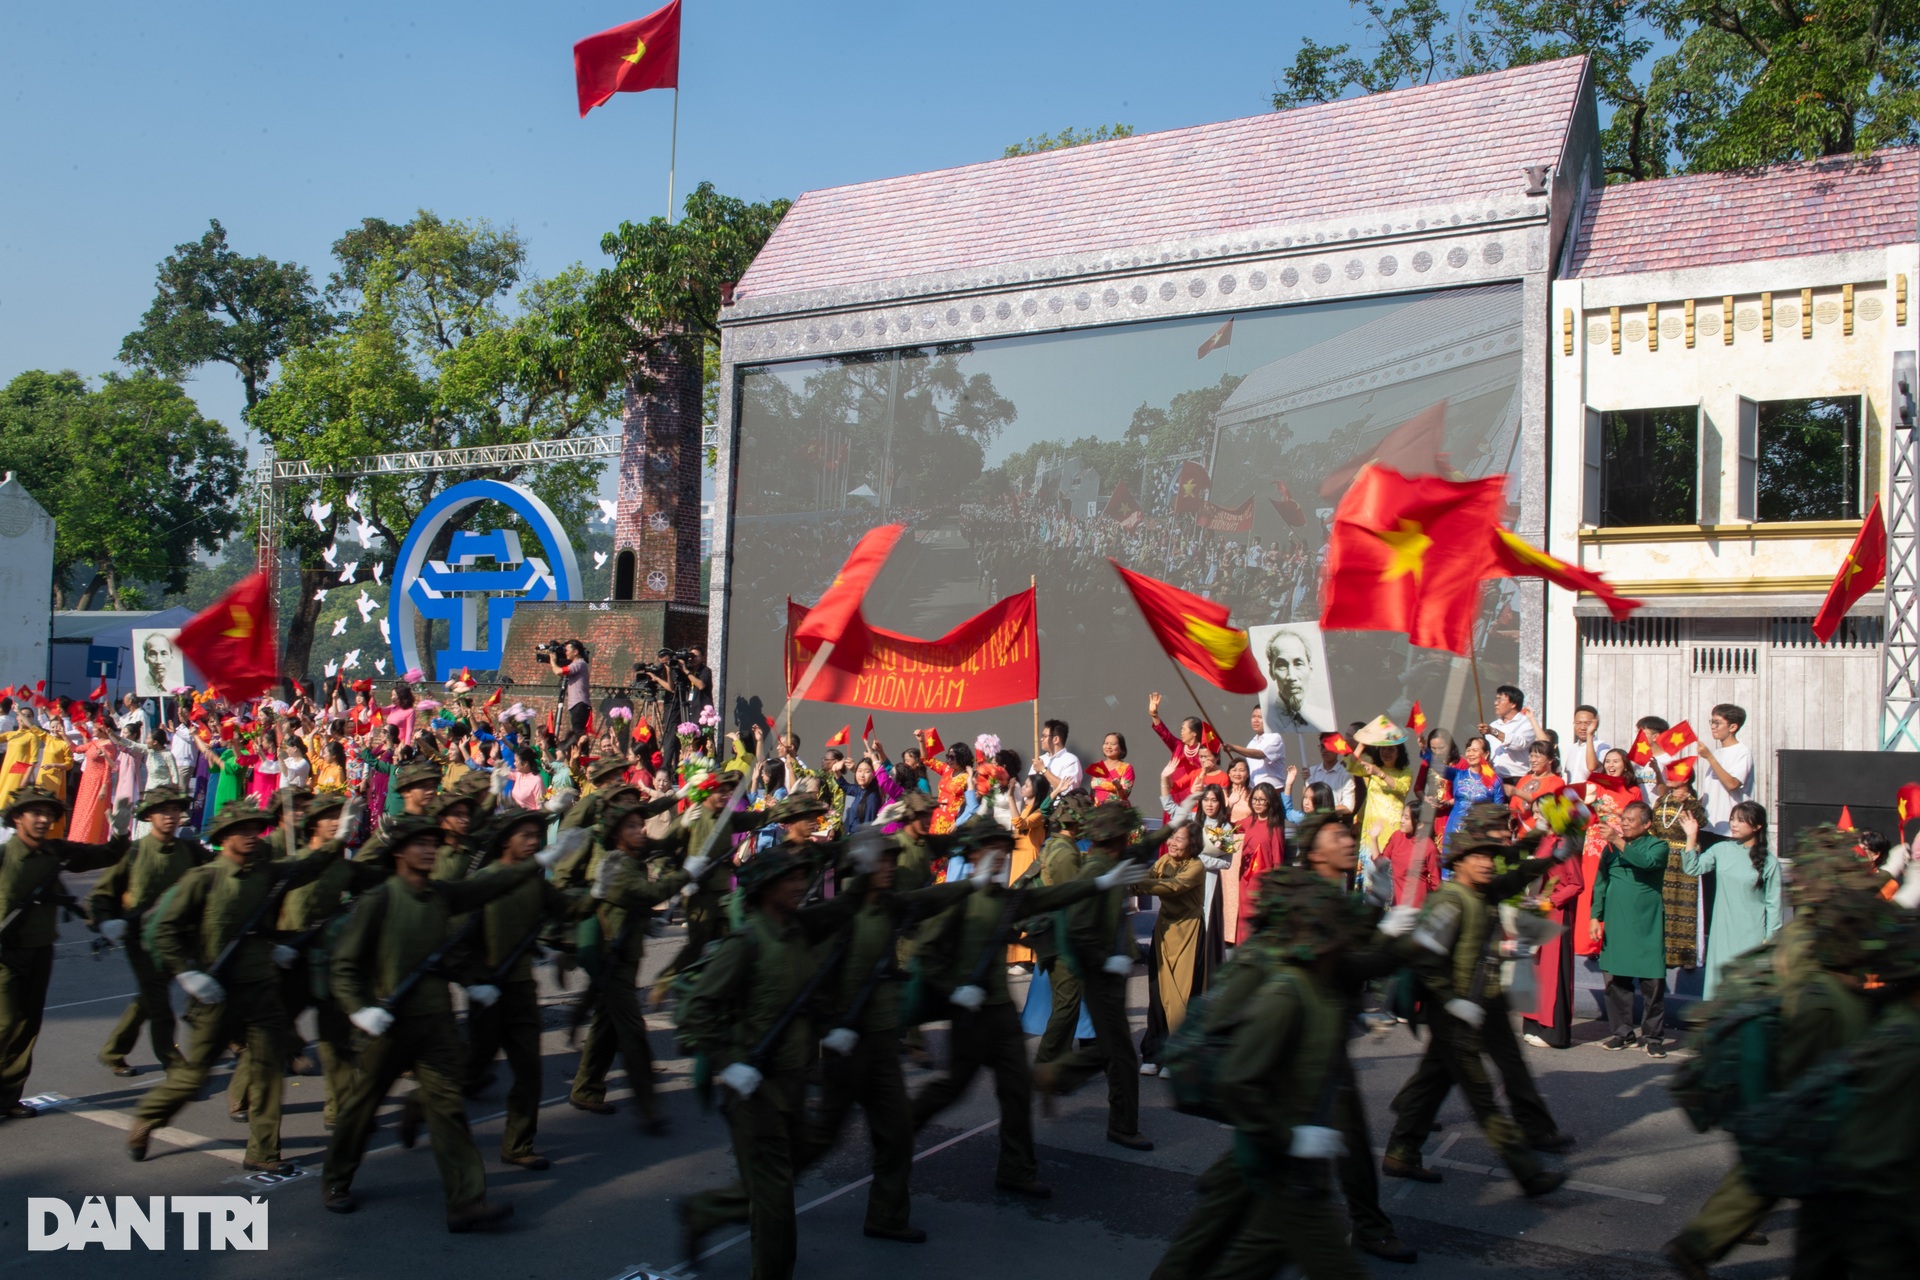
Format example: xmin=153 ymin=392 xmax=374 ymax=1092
xmin=388 ymin=479 xmax=581 ymax=677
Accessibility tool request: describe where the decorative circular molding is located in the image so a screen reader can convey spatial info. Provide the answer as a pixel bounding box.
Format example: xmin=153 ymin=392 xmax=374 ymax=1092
xmin=1814 ymin=300 xmax=1841 ymax=326
xmin=1774 ymin=303 xmax=1799 ymax=329
xmin=1623 ymin=319 xmax=1646 ymax=342
xmin=1586 ymin=320 xmax=1608 ymax=345
xmin=1412 ymin=251 xmax=1433 ymax=272
xmin=1697 ymin=312 xmax=1722 ymax=337
xmin=1859 ymin=297 xmax=1885 ymax=321
xmin=1736 ymin=308 xmax=1760 ymax=331
xmin=1447 ymin=247 xmax=1470 ymax=268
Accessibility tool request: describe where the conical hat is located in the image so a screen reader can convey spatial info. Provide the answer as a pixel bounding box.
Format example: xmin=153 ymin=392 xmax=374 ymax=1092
xmin=1353 ymin=714 xmax=1407 ymax=748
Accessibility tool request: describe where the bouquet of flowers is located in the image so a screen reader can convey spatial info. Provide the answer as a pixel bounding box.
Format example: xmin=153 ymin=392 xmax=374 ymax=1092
xmin=698 ymin=703 xmax=720 ymax=729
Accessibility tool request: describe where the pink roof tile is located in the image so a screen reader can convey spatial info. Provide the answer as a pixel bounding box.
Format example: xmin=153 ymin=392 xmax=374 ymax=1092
xmin=738 ymin=57 xmax=1591 ymax=302
xmin=1567 ymin=149 xmax=1917 ymax=278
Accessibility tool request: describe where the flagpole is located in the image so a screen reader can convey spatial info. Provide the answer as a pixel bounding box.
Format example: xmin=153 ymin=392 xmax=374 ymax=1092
xmin=1467 ymin=644 xmax=1488 ymax=729
xmin=666 ymin=87 xmax=679 ymax=221
xmin=1030 ymin=574 xmax=1040 ymax=764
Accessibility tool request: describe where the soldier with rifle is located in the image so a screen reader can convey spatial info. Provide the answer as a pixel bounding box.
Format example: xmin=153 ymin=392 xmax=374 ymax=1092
xmin=428 ymin=774 xmax=491 ymax=881
xmin=650 ymin=768 xmax=754 ymax=1004
xmin=0 ymin=785 xmax=131 ymax=1120
xmin=128 ymin=798 xmax=335 ymax=1171
xmin=797 ymin=825 xmax=981 ymax=1244
xmin=353 ymin=761 xmax=443 ymax=871
xmin=90 ymin=784 xmax=209 ymax=1077
xmin=677 ymin=835 xmax=862 ymax=1280
xmin=1031 ymin=793 xmax=1089 ymax=1067
xmin=320 ymin=812 xmax=580 ymax=1230
xmin=461 ymin=806 xmax=595 ymax=1169
xmin=911 ymin=815 xmax=1142 ymax=1196
xmin=567 ymin=794 xmax=692 ymax=1130
xmin=548 ymin=756 xmax=641 ymax=892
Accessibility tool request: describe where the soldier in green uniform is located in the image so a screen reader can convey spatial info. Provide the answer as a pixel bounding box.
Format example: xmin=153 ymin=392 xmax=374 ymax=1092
xmin=651 ymin=769 xmax=752 ymax=1004
xmin=1381 ymin=803 xmax=1571 ymax=1197
xmin=128 ymin=798 xmax=336 ymax=1171
xmin=568 ymin=798 xmax=697 ymax=1129
xmin=275 ymin=793 xmax=384 ymax=1127
xmin=354 ymin=761 xmax=443 ymax=870
xmin=428 ymin=775 xmax=490 ymax=881
xmin=889 ymin=791 xmax=943 ymax=1065
xmin=549 ymin=756 xmax=639 ymax=890
xmin=1032 ymin=802 xmax=1157 ymax=1151
xmin=1031 ymin=794 xmax=1088 ymax=1066
xmin=262 ymin=786 xmax=314 ymax=861
xmin=1186 ymin=865 xmax=1370 ymax=1280
xmin=678 ymin=843 xmax=853 ymax=1280
xmin=797 ymin=827 xmax=979 ymax=1244
xmin=321 ymin=814 xmax=575 ymax=1230
xmin=462 ymin=807 xmax=594 ymax=1169
xmin=91 ymin=785 xmax=209 ymax=1076
xmin=0 ymin=785 xmax=130 ymax=1119
xmin=912 ymin=816 xmax=1142 ymax=1193
xmin=1664 ymin=833 xmax=1887 ymax=1277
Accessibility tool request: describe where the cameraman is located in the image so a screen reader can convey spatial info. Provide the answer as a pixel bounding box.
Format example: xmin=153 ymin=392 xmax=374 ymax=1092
xmin=640 ymin=646 xmax=712 ymax=725
xmin=542 ymin=638 xmax=592 ymax=746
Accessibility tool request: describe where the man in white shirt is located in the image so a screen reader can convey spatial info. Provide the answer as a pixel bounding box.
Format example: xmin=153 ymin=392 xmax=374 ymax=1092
xmin=1304 ymin=736 xmax=1356 ymax=813
xmin=1694 ymin=703 xmax=1754 ymax=835
xmin=1031 ymin=718 xmax=1083 ymax=794
xmin=1480 ymin=684 xmax=1535 ymax=789
xmin=1226 ymin=704 xmax=1287 ymax=792
xmin=0 ymin=698 xmax=15 ymax=734
xmin=1566 ymin=704 xmax=1610 ymax=788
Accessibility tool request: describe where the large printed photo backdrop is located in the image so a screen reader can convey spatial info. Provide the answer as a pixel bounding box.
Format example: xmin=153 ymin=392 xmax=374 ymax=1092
xmin=727 ymin=284 xmax=1526 ymax=781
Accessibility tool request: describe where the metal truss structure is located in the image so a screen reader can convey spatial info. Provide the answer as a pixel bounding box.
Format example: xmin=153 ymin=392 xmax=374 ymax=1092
xmin=1884 ymin=353 xmax=1920 ymax=749
xmin=251 ymin=434 xmax=623 ymax=577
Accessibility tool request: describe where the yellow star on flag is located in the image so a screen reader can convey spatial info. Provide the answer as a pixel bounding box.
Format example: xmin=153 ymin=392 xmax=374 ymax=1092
xmin=223 ymin=605 xmax=254 ymax=640
xmin=621 ymin=36 xmax=649 ymax=64
xmin=1182 ymin=616 xmax=1251 ymax=673
xmin=1842 ymin=553 xmax=1863 ymax=581
xmin=1495 ymin=528 xmax=1566 ymax=573
xmin=1370 ymin=519 xmax=1432 ymax=582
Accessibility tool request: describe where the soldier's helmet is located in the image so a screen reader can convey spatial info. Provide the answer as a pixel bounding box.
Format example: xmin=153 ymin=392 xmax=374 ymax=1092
xmin=1249 ymin=865 xmax=1351 ymax=963
xmin=1080 ymin=801 xmax=1142 ymax=847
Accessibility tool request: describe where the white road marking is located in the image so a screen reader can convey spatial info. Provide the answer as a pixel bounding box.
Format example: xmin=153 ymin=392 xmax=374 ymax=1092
xmin=44 ymin=991 xmax=137 ymax=1010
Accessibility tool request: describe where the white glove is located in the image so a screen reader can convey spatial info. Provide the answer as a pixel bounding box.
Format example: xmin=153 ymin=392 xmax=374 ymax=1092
xmin=1095 ymin=857 xmax=1142 ymax=890
xmin=950 ymin=984 xmax=987 ymax=1012
xmin=109 ymin=798 xmax=134 ymax=836
xmin=1288 ymin=1125 xmax=1348 ymax=1159
xmin=683 ymin=853 xmax=713 ymax=880
xmin=466 ymin=984 xmax=501 ymax=1008
xmin=1896 ymin=858 xmax=1920 ymax=909
xmin=98 ymin=918 xmax=128 ymax=944
xmin=591 ymin=852 xmax=623 ymax=900
xmin=489 ymin=767 xmax=512 ymax=799
xmin=821 ymin=1027 xmax=860 ymax=1055
xmin=1378 ymin=905 xmax=1419 ymax=938
xmin=177 ymin=970 xmax=225 ymax=1005
xmin=1103 ymin=954 xmax=1134 ymax=975
xmin=337 ymin=796 xmax=365 ymax=846
xmin=1444 ymin=997 xmax=1485 ymax=1029
xmin=271 ymin=944 xmax=299 ymax=969
xmin=718 ymin=1061 xmax=762 ymax=1098
xmin=349 ymin=1005 xmax=394 ymax=1037
xmin=540 ymin=826 xmax=590 ymax=870
xmin=544 ymin=787 xmax=579 ymax=815
xmin=679 ymin=882 xmax=698 ymax=901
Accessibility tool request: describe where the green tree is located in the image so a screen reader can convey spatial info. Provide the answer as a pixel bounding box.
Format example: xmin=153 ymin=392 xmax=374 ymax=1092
xmin=1003 ymin=123 xmax=1135 ymax=157
xmin=119 ymin=219 xmax=334 ymax=410
xmin=1273 ymin=0 xmax=1920 ymax=180
xmin=0 ymin=370 xmax=245 ymax=609
xmin=251 ymin=211 xmax=622 ymax=678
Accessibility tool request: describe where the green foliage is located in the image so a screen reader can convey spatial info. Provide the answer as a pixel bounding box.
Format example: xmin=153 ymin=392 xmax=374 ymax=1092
xmin=0 ymin=370 xmax=245 ymax=608
xmin=119 ymin=219 xmax=334 ymax=409
xmin=1272 ymin=0 xmax=1920 ymax=180
xmin=990 ymin=375 xmax=1242 ymax=494
xmin=1003 ymin=124 xmax=1136 ymax=157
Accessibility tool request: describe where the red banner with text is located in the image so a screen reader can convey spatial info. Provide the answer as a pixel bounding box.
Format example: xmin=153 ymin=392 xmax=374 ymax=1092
xmin=786 ymin=589 xmax=1040 ymax=712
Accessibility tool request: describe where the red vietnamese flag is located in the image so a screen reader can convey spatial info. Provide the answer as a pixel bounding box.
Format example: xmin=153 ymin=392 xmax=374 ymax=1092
xmin=1627 ymin=728 xmax=1655 ymax=767
xmin=1197 ymin=317 xmax=1234 ymax=359
xmin=1320 ymin=731 xmax=1354 ymax=757
xmin=1103 ymin=479 xmax=1141 ymax=522
xmin=1408 ymin=701 xmax=1428 ymax=737
xmin=825 ymin=725 xmax=851 ymax=749
xmin=862 ymin=714 xmax=874 ymax=742
xmin=574 ymin=1 xmax=682 ymax=117
xmin=1485 ymin=527 xmax=1642 ymax=621
xmin=793 ymin=524 xmax=906 ymax=666
xmin=173 ymin=570 xmax=279 ymax=702
xmin=917 ymin=727 xmax=945 ymax=757
xmin=87 ymin=675 xmax=107 ymax=702
xmin=1270 ymin=480 xmax=1307 ymax=527
xmin=1319 ymin=400 xmax=1451 ymax=498
xmin=1110 ymin=560 xmax=1265 ymax=694
xmin=1812 ymin=495 xmax=1887 ymax=642
xmin=1662 ymin=721 xmax=1699 ymax=754
xmin=1319 ymin=466 xmax=1507 ymax=656
xmin=1478 ymin=759 xmax=1499 ymax=789
xmin=1897 ymin=782 xmax=1920 ymax=829
xmin=1171 ymin=461 xmax=1211 ymax=514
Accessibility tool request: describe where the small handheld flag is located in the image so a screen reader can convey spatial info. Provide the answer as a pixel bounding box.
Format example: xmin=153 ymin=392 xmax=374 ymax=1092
xmin=1662 ymin=721 xmax=1699 ymax=754
xmin=862 ymin=714 xmax=874 ymax=743
xmin=825 ymin=725 xmax=851 ymax=749
xmin=1320 ymin=732 xmax=1353 ymax=757
xmin=1408 ymin=701 xmax=1428 ymax=737
xmin=1627 ymin=728 xmax=1655 ymax=768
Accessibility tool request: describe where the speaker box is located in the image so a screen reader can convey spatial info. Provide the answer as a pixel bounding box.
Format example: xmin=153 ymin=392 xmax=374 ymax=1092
xmin=1774 ymin=748 xmax=1916 ymax=847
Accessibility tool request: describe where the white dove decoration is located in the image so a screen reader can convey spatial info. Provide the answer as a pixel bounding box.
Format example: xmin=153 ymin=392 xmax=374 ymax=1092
xmin=330 ymin=617 xmax=348 ymax=637
xmin=345 ymin=491 xmax=362 ymax=512
xmin=595 ymin=499 xmax=618 ymax=525
xmin=371 ymin=561 xmax=385 ymax=584
xmin=324 ymin=660 xmax=339 ymax=678
xmin=308 ymin=499 xmax=333 ymax=530
xmin=355 ymin=592 xmax=379 ymax=623
xmin=338 ymin=561 xmax=358 ymax=583
xmin=342 ymin=649 xmax=361 ymax=670
xmin=351 ymin=518 xmax=374 ymax=549
xmin=375 ymin=659 xmax=387 ymax=674
xmin=313 ymin=589 xmax=329 ymax=603
xmin=322 ymin=544 xmax=338 ymax=568
xmin=593 ymin=550 xmax=608 ymax=569
xmin=379 ymin=618 xmax=391 ymax=643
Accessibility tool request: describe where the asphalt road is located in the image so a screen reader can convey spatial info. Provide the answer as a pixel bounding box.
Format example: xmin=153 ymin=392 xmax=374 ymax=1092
xmin=0 ymin=877 xmax=1792 ymax=1280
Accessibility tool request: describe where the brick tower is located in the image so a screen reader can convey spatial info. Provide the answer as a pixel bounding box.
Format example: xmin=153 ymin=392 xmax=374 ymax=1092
xmin=613 ymin=341 xmax=703 ymax=604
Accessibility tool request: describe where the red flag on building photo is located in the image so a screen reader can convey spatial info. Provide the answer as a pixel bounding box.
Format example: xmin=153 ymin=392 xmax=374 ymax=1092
xmin=1318 ymin=400 xmax=1452 ymax=498
xmin=1270 ymin=479 xmax=1307 ymax=527
xmin=1197 ymin=317 xmax=1233 ymax=359
xmin=1171 ymin=461 xmax=1211 ymax=514
xmin=574 ymin=0 xmax=683 ymax=117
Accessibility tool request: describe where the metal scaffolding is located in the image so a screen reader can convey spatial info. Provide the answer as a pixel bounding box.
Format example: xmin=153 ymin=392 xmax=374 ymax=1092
xmin=1883 ymin=353 xmax=1920 ymax=749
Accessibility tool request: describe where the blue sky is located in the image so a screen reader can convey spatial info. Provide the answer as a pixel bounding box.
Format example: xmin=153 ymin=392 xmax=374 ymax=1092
xmin=1 ymin=0 xmax=1368 ymax=441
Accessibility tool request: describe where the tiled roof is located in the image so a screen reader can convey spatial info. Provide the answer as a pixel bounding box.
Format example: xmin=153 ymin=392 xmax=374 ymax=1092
xmin=738 ymin=57 xmax=1591 ymax=301
xmin=1567 ymin=149 xmax=1918 ymax=277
